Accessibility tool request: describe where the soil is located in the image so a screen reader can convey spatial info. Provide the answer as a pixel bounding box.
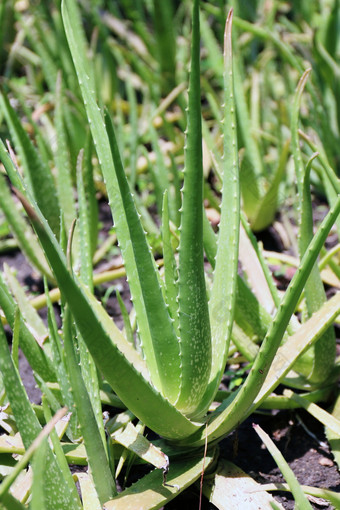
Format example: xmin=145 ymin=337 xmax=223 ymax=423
xmin=1 ymin=208 xmax=340 ymax=509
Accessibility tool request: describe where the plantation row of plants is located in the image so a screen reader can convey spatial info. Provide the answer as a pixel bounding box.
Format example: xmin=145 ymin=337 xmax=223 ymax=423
xmin=0 ymin=0 xmax=339 ymax=508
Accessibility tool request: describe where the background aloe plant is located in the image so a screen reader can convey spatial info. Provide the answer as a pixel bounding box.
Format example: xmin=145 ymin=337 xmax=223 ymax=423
xmin=0 ymin=1 xmax=339 ymax=509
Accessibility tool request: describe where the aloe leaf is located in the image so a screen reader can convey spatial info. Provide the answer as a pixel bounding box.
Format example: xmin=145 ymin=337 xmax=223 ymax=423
xmin=0 ymin=161 xmax=52 ymax=279
xmin=299 ymin=131 xmax=340 ymax=238
xmin=299 ymin=130 xmax=340 ymax=196
xmin=116 ymin=290 xmax=134 ymax=345
xmin=161 ymin=190 xmax=179 ymax=334
xmin=284 ymin=390 xmax=340 ymax=435
xmin=54 ymin=72 xmax=77 ymax=241
xmin=200 ymin=10 xmax=224 ymax=79
xmin=63 ymin=307 xmax=116 ymax=504
xmin=253 ymin=291 xmax=340 ymax=406
xmin=76 ymin=150 xmax=103 ymax=438
xmin=112 ymin=422 xmax=168 ymax=471
xmin=76 ymin=472 xmax=102 ymax=510
xmin=198 ymin=9 xmax=240 ymax=418
xmin=76 ymin=331 xmax=104 ymax=445
xmin=0 ymin=321 xmax=82 ymax=510
xmin=203 ymin=209 xmax=218 ymax=265
xmin=240 ymin=228 xmax=275 ymax=317
xmin=30 ymin=438 xmax=48 ymax=510
xmin=152 ymin=0 xmax=176 ymax=96
xmin=106 ymin=410 xmax=135 ymax=435
xmin=83 ymin=135 xmax=98 ymax=256
xmin=0 ymin=493 xmax=26 ymax=510
xmin=62 ymin=0 xmax=181 ymax=402
xmin=246 ymin=388 xmax=332 ymax=411
xmin=0 ymin=0 xmax=10 ymax=73
xmin=19 ymin=193 xmax=200 ymax=440
xmin=240 ymin=213 xmax=282 ymax=311
xmin=125 ymin=76 xmax=138 ymax=187
xmin=0 ymin=139 xmax=24 ymax=192
xmin=225 ymin=195 xmax=339 ymax=421
xmin=132 ymin=188 xmax=160 ymax=237
xmin=250 ymin=139 xmax=290 ymax=232
xmin=259 ymin=482 xmax=340 ymax=508
xmin=175 ymin=0 xmax=211 ymax=417
xmin=0 ymin=272 xmax=55 ymax=382
xmin=202 ymin=459 xmax=284 ymax=509
xmin=254 ymin=424 xmax=313 ymax=510
xmin=22 ymin=17 xmax=58 ymax=94
xmin=4 ymin=264 xmax=47 ymax=344
xmin=0 ymin=91 xmax=60 ymax=237
xmin=233 ymin=58 xmax=263 ymax=220
xmin=35 ymin=377 xmax=61 ymax=419
xmin=10 ymin=308 xmax=20 ymax=371
xmin=0 ymin=408 xmax=65 ymax=501
xmin=169 ymin=153 xmax=182 ymax=228
xmin=179 ymin=195 xmax=340 ymax=447
xmin=148 ymin=124 xmax=171 ymax=214
xmin=292 ymin=70 xmax=336 ymax=384
xmin=231 ymin=322 xmax=259 ymax=361
xmin=104 ymin=111 xmax=181 ymax=397
xmin=204 ymin=207 xmax=271 ymax=345
xmin=1 ymin=407 xmax=79 ymax=510
xmin=42 ymin=399 xmax=82 ymax=504
xmin=103 ymin=449 xmax=216 ymax=510
xmin=325 ymin=392 xmax=340 ymax=470
xmin=43 ymin=278 xmax=79 ymax=440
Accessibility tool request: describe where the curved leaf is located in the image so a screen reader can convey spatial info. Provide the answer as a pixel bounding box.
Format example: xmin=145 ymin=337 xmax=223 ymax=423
xmin=20 ymin=193 xmax=201 ymax=441
xmin=62 ymin=0 xmax=181 ymax=404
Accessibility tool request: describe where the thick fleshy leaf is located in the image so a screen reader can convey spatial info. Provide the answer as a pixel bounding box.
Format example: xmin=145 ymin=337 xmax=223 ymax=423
xmin=112 ymin=422 xmax=169 ymax=471
xmin=326 ymin=392 xmax=340 ymax=470
xmin=176 ymin=0 xmax=211 ymax=417
xmin=63 ymin=308 xmax=116 ymax=504
xmin=0 ymin=155 xmax=52 ymax=279
xmin=203 ymin=460 xmax=284 ymax=510
xmin=0 ymin=272 xmax=55 ymax=382
xmin=0 ymin=91 xmax=60 ymax=237
xmin=161 ymin=191 xmax=179 ymax=334
xmin=62 ymin=0 xmax=181 ymax=403
xmin=254 ymin=424 xmax=313 ymax=510
xmin=19 ymin=193 xmax=201 ymax=440
xmin=198 ymin=9 xmax=240 ymax=418
xmin=177 ymin=196 xmax=340 ymax=447
xmin=103 ymin=449 xmax=216 ymax=510
xmin=4 ymin=264 xmax=47 ymax=344
xmin=0 ymin=322 xmax=82 ymax=510
xmin=54 ymin=72 xmax=78 ymax=256
xmin=291 ymin=70 xmax=336 ymax=384
xmin=254 ymin=291 xmax=340 ymax=406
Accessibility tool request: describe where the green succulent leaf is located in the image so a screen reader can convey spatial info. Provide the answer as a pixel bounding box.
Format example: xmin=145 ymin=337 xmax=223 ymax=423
xmin=0 ymin=91 xmax=60 ymax=237
xmin=200 ymin=9 xmax=240 ymax=418
xmin=62 ymin=0 xmax=181 ymax=403
xmin=0 ymin=321 xmax=82 ymax=510
xmin=18 ymin=190 xmax=201 ymax=440
xmin=0 ymin=272 xmax=56 ymax=382
xmin=176 ymin=0 xmax=212 ymax=417
xmin=103 ymin=449 xmax=217 ymax=510
xmin=291 ymin=70 xmax=336 ymax=384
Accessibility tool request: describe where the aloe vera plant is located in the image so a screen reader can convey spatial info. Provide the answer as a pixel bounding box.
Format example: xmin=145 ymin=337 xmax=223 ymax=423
xmin=0 ymin=1 xmax=340 ymax=508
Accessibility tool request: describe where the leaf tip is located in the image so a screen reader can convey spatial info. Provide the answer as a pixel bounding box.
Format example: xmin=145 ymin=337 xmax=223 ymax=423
xmin=224 ymin=9 xmax=233 ymax=60
xmin=13 ymin=188 xmax=40 ymax=224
